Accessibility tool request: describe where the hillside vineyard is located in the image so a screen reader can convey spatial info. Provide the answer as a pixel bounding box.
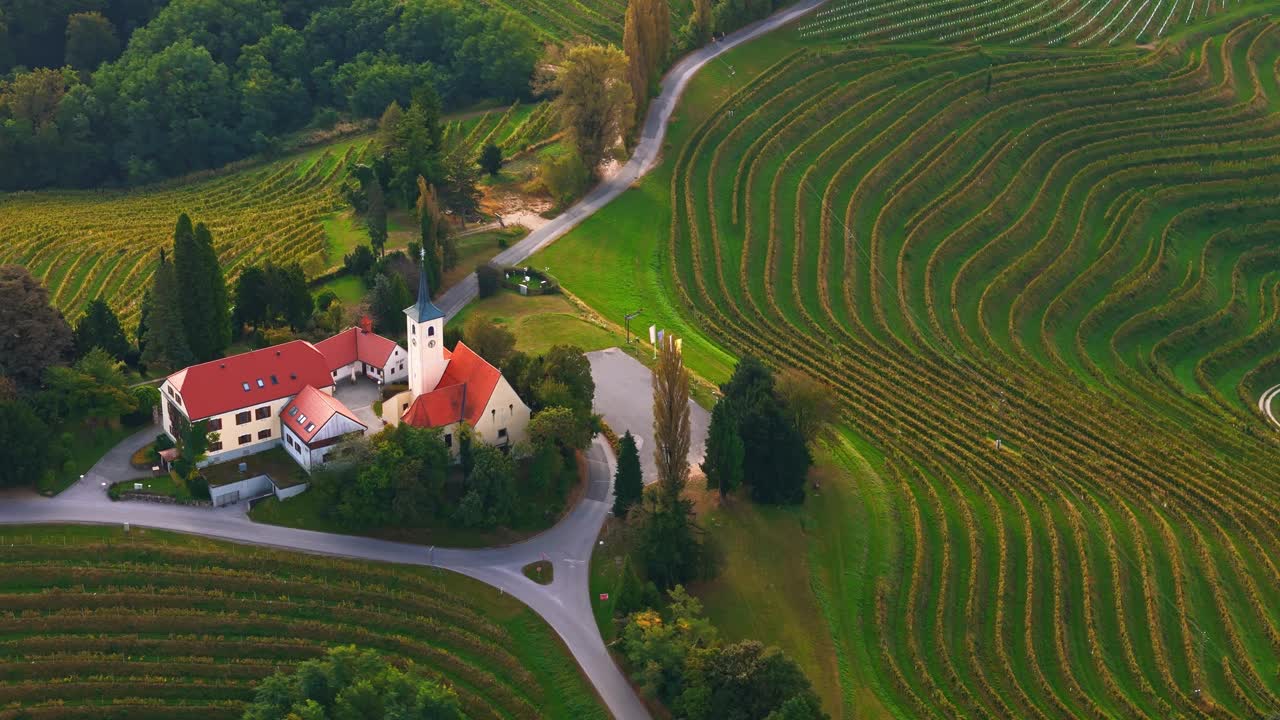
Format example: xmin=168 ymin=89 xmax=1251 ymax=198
xmin=666 ymin=19 xmax=1280 ymax=718
xmin=0 ymin=102 xmax=553 ymax=329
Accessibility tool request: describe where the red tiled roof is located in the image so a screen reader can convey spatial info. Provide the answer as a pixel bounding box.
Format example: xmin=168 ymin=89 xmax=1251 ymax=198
xmin=281 ymin=385 xmax=366 ymax=444
xmin=168 ymin=341 xmax=333 ymax=420
xmin=401 ymin=342 xmax=502 ymax=429
xmin=314 ymin=327 xmax=400 ymax=371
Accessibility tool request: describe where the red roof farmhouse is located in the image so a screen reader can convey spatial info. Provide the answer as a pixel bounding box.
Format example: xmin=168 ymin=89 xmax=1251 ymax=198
xmin=157 ymin=252 xmax=531 ymax=505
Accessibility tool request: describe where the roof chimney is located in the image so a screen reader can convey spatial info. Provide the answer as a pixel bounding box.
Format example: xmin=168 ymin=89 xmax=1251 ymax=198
xmin=219 ymin=363 xmax=225 ymax=369
xmin=276 ymin=350 xmax=281 ymax=356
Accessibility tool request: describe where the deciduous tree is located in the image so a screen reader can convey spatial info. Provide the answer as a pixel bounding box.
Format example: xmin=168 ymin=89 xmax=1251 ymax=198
xmin=0 ymin=264 xmax=74 ymax=390
xmin=538 ymin=43 xmax=634 ymax=172
xmin=0 ymin=399 xmax=52 ymax=488
xmin=653 ymin=334 xmax=690 ymax=495
xmin=65 ymin=12 xmax=120 ymax=71
xmin=776 ymin=368 xmax=839 ymax=447
xmin=243 ymin=646 xmax=464 ymax=720
xmin=464 ymin=316 xmax=516 ymax=367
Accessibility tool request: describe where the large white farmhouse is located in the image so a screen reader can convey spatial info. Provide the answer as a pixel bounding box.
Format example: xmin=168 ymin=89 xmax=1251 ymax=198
xmin=157 ymin=252 xmax=531 ymax=504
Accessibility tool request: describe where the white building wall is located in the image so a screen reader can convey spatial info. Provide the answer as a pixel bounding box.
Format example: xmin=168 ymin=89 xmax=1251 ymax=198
xmin=383 ymin=346 xmax=407 ymax=384
xmin=209 ymin=474 xmax=274 ymax=507
xmin=471 ymin=376 xmax=531 ymax=449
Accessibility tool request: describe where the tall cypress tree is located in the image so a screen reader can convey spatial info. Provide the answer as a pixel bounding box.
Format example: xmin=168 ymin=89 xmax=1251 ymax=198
xmin=702 ymin=399 xmax=743 ymax=502
xmin=194 ymin=222 xmax=231 ymax=357
xmin=171 ymin=213 xmax=203 ymax=356
xmin=613 ymin=430 xmax=643 ymax=517
xmin=141 ymin=250 xmax=194 ymax=373
xmin=416 ymin=176 xmax=445 ymax=293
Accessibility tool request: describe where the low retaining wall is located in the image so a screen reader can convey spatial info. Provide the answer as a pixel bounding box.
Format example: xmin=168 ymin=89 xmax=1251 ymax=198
xmin=118 ymin=492 xmax=212 ymax=508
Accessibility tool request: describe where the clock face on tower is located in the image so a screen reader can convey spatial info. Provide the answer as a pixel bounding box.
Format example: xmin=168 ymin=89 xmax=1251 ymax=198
xmin=427 ymin=339 xmax=436 ymax=348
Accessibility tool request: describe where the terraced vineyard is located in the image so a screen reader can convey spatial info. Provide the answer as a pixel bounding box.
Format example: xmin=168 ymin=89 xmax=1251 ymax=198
xmin=0 ymin=526 xmax=605 ymax=720
xmin=800 ymin=0 xmax=1262 ymax=45
xmin=0 ymin=103 xmax=557 ymax=330
xmin=480 ymin=0 xmax=689 ymax=43
xmin=543 ymin=11 xmax=1280 ymax=719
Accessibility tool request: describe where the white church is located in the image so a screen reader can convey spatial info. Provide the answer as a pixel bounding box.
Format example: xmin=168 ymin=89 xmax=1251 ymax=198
xmin=158 ymin=251 xmax=531 ymax=503
xmin=386 ymin=251 xmax=531 ymax=454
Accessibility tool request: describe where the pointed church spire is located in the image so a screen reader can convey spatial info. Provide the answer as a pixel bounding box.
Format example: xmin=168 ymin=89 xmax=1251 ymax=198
xmin=405 ymin=246 xmax=445 ymax=322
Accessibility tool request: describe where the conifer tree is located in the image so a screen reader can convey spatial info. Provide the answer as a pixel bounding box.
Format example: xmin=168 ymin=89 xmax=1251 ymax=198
xmin=194 ymin=222 xmax=231 ymax=357
xmin=613 ymin=430 xmax=643 ymax=517
xmin=73 ymin=298 xmax=130 ymax=361
xmin=416 ymin=176 xmax=446 ymax=292
xmin=702 ymin=398 xmax=743 ymax=502
xmin=366 ymin=177 xmax=388 ymax=258
xmin=141 ymin=250 xmax=193 ymax=373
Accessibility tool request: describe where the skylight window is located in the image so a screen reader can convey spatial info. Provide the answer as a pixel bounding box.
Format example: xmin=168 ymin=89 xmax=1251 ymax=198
xmin=242 ymin=382 xmax=250 ymax=392
xmin=256 ymin=378 xmax=265 ymax=388
xmin=305 ymin=423 xmax=316 ymax=433
xmin=288 ymin=406 xmax=298 ymax=417
xmin=270 ymin=375 xmax=278 ymax=385
xmin=298 ymin=414 xmax=307 ymax=424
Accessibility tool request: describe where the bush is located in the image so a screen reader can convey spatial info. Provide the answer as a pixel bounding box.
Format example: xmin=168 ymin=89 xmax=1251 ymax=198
xmin=477 ymin=263 xmax=502 ymax=298
xmin=540 ymin=150 xmax=591 ymax=205
xmin=187 ymin=474 xmax=210 ymax=501
xmin=154 ymin=433 xmax=174 ymax=451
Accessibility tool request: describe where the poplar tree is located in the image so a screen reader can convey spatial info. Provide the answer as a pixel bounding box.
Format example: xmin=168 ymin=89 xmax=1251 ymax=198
xmin=653 ymin=334 xmax=690 ymax=496
xmin=174 ymin=215 xmax=230 ymax=361
xmin=624 ymin=0 xmax=671 ymax=122
xmin=693 ymin=0 xmax=713 ymax=43
xmin=416 ymin=176 xmax=445 ymax=293
xmin=141 ymin=250 xmax=194 ymax=373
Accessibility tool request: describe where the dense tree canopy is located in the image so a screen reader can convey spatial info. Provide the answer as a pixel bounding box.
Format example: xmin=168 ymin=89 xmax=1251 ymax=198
xmin=74 ymin=298 xmax=130 ymax=361
xmin=0 ymin=0 xmax=540 ymax=190
xmin=0 ymin=264 xmax=74 ymax=390
xmin=538 ymin=42 xmax=634 ymax=172
xmin=243 ymin=645 xmax=464 ymax=720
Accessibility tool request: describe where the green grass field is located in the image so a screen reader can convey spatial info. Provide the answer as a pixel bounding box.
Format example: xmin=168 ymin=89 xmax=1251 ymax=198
xmin=0 ymin=525 xmax=606 ymax=719
xmin=543 ymin=12 xmax=1280 ymax=719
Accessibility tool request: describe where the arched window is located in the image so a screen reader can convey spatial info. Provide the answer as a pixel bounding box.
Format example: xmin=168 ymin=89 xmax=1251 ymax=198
xmin=428 ymin=326 xmax=436 ymax=337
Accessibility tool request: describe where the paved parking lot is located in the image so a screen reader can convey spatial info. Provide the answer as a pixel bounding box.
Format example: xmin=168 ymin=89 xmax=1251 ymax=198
xmin=587 ymin=348 xmax=711 ymax=484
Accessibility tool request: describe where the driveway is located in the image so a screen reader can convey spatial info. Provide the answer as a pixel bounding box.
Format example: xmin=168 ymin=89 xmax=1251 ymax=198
xmin=434 ymin=0 xmax=828 ymax=321
xmin=333 ymin=377 xmax=383 ymax=434
xmin=588 ymin=348 xmax=711 ymax=484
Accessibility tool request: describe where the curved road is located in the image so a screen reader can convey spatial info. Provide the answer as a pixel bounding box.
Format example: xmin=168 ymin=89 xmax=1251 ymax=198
xmin=1258 ymin=384 xmax=1280 ymax=429
xmin=0 ymin=4 xmax=826 ymax=718
xmin=436 ymin=0 xmax=827 ymax=320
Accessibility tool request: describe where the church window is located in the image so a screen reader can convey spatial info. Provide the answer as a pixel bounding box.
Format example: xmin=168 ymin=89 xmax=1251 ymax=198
xmin=428 ymin=326 xmax=435 ymax=337
xmin=411 ymin=325 xmax=415 ymax=335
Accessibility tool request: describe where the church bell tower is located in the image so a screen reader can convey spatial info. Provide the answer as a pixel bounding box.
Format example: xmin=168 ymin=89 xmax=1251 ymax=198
xmin=405 ymin=248 xmax=446 ymax=397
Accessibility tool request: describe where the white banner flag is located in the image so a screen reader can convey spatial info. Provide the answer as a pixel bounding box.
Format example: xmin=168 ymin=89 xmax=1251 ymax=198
xmin=649 ymin=325 xmax=656 ymax=344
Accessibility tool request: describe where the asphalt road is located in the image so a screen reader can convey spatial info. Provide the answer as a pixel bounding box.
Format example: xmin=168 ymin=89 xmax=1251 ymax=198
xmin=435 ymin=0 xmax=828 ymax=322
xmin=0 ymin=4 xmax=828 ymax=717
xmin=0 ymin=436 xmax=644 ymax=719
xmin=589 ymin=348 xmax=711 ymax=484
